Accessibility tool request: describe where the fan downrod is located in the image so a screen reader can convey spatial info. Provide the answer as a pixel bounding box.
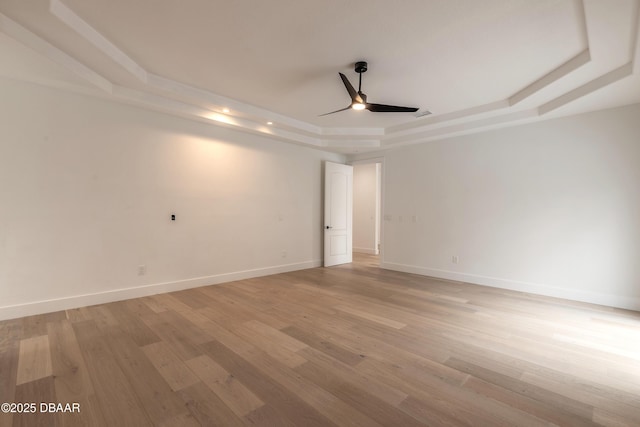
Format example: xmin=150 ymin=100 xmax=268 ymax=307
xmin=355 ymin=61 xmax=368 ymax=74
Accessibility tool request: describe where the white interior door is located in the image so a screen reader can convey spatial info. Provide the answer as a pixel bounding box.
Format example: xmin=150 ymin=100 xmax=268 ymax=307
xmin=324 ymin=162 xmax=353 ymax=267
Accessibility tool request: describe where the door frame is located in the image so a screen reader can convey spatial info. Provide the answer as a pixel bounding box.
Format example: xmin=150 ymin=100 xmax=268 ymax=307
xmin=350 ymin=157 xmax=385 ymax=265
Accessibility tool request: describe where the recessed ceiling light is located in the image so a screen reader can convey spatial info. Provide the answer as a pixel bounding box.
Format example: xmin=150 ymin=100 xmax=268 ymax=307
xmin=222 ymin=108 xmax=230 ymax=113
xmin=267 ymin=121 xmax=273 ymax=125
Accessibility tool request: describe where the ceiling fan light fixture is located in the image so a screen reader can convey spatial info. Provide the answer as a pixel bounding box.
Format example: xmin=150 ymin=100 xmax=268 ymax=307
xmin=320 ymin=61 xmax=419 ymax=117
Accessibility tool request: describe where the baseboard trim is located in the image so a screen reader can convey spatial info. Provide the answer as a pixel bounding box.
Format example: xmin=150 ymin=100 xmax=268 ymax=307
xmin=0 ymin=260 xmax=322 ymax=321
xmin=381 ymin=262 xmax=640 ymax=311
xmin=353 ymin=247 xmax=378 ymax=255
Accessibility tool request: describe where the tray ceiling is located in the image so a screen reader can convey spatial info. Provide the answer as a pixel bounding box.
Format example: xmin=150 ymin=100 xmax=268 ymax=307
xmin=1 ymin=0 xmax=639 ymax=153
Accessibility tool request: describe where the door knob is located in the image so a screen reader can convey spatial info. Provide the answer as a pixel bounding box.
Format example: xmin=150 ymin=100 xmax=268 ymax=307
xmin=325 ymin=225 xmax=332 ymax=229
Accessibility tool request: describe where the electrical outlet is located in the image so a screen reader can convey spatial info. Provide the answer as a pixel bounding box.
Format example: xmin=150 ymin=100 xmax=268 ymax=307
xmin=137 ymin=265 xmax=146 ymax=276
xmin=281 ymin=250 xmax=287 ymax=258
xmin=451 ymin=256 xmax=459 ymax=264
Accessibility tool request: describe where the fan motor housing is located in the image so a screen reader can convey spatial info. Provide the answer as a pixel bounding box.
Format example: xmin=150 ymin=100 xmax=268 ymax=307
xmin=355 ymin=61 xmax=368 ymax=74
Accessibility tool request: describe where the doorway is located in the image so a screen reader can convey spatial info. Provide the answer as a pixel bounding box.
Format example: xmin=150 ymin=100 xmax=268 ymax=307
xmin=352 ymin=160 xmax=382 ymax=264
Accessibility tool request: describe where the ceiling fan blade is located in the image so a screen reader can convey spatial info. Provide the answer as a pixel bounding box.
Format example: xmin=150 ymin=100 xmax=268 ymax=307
xmin=339 ymin=73 xmax=363 ymax=103
xmin=319 ymin=105 xmax=352 ymax=116
xmin=366 ymin=103 xmax=419 ymax=113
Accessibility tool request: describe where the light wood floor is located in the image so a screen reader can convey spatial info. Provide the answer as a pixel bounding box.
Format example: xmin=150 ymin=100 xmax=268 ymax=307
xmin=1 ymin=253 xmax=640 ymax=426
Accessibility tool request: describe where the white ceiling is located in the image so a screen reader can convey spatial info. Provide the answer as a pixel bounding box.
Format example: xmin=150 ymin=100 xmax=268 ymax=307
xmin=1 ymin=0 xmax=639 ymax=153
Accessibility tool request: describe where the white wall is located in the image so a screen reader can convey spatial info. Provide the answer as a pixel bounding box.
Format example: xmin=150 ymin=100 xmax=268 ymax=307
xmin=359 ymin=104 xmax=640 ymax=310
xmin=353 ymin=163 xmax=380 ymax=254
xmin=0 ymin=78 xmax=345 ymax=320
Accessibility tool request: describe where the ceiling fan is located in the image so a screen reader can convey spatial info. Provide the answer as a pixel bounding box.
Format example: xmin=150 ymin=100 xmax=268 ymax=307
xmin=320 ymin=61 xmax=419 ymax=116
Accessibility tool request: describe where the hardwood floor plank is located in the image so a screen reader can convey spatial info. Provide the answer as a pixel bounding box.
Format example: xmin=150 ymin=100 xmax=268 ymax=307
xmin=83 ymin=306 xmax=118 ymax=330
xmin=281 ymin=325 xmax=365 ymax=367
xmin=357 ymin=356 xmax=484 ymax=426
xmin=141 ymin=341 xmax=200 ymax=392
xmin=592 ymin=407 xmax=638 ymax=427
xmin=149 ymin=293 xmax=204 ymax=316
xmin=297 ymin=346 xmax=408 ymax=406
xmin=71 ymin=320 xmax=152 ymax=427
xmin=16 ymin=335 xmax=52 ymax=385
xmin=263 ymin=300 xmax=353 ymax=333
xmin=334 ymin=304 xmax=407 ymax=329
xmin=122 ymin=298 xmax=157 ymax=317
xmin=357 ymin=357 xmax=533 ymax=426
xmin=190 ymin=290 xmax=255 ymax=324
xmin=230 ymin=322 xmax=307 ymax=368
xmin=398 ymin=395 xmax=475 ymax=427
xmin=56 ymin=395 xmax=106 ymax=427
xmin=47 ymin=320 xmax=104 ymax=427
xmin=217 ymin=282 xmax=283 ymax=312
xmin=139 ymin=295 xmax=169 ymax=314
xmin=226 ymin=348 xmax=382 ymax=427
xmin=521 ymin=371 xmax=640 ymax=425
xmin=190 ymin=311 xmax=257 ymax=356
xmin=12 ymin=377 xmax=59 ymax=427
xmin=463 ymin=375 xmax=600 ymax=427
xmin=64 ymin=307 xmax=93 ymax=323
xmin=21 ymin=311 xmax=66 ymax=339
xmin=101 ymin=301 xmax=160 ymax=347
xmin=140 ymin=310 xmax=206 ymax=361
xmin=170 ymin=288 xmax=215 ymax=310
xmin=445 ymin=356 xmax=595 ymax=420
xmin=177 ymin=381 xmax=245 ymax=427
xmin=294 ymin=358 xmax=423 ymax=427
xmin=0 ymin=336 xmax=20 ymax=427
xmin=157 ymin=412 xmax=201 ymax=427
xmin=47 ymin=320 xmax=93 ymax=397
xmin=103 ymin=328 xmax=189 ymax=424
xmin=244 ymin=404 xmax=299 ymax=427
xmin=284 ymin=310 xmax=453 ymax=373
xmin=185 ymin=354 xmax=264 ymax=417
xmin=0 ymin=318 xmax=22 ymax=352
xmin=242 ymin=320 xmax=307 ymax=352
xmin=200 ymin=339 xmax=338 ymax=427
xmin=196 ymin=287 xmax=290 ymax=329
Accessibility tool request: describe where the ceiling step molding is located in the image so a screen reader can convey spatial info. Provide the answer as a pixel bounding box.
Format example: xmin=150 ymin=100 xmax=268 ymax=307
xmin=1 ymin=0 xmax=639 ymax=153
xmin=50 ymin=0 xmax=148 ymax=84
xmin=0 ymin=12 xmax=112 ymax=93
xmin=508 ymin=49 xmax=591 ymax=106
xmin=539 ymin=63 xmax=633 ymax=115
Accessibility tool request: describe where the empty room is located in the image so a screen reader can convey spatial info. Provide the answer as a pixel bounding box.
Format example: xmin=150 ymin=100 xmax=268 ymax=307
xmin=1 ymin=0 xmax=640 ymax=426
